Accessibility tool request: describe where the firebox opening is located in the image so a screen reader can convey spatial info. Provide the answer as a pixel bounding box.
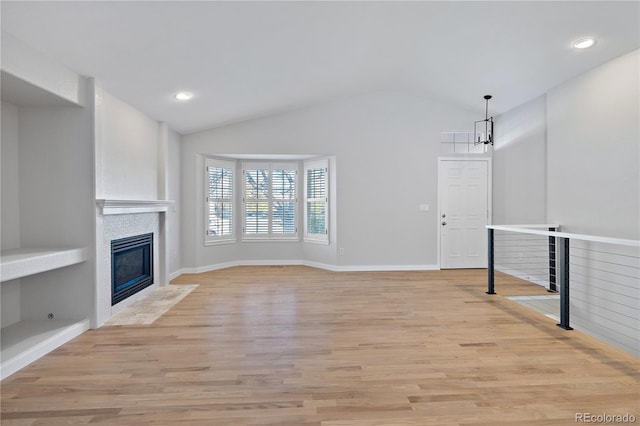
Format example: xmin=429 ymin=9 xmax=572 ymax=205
xmin=111 ymin=233 xmax=153 ymax=305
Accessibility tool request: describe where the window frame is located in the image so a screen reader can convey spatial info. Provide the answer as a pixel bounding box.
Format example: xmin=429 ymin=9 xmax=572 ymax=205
xmin=303 ymin=159 xmax=329 ymax=244
xmin=242 ymin=161 xmax=299 ymax=241
xmin=204 ymin=157 xmax=236 ymax=246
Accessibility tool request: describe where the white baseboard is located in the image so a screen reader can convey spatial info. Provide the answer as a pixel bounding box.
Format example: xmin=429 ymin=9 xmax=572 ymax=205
xmin=1 ymin=318 xmax=90 ymax=380
xmin=332 ymin=264 xmax=440 ymax=272
xmin=238 ymin=259 xmax=304 ymax=266
xmin=181 ymin=261 xmax=238 ymax=275
xmin=169 ymin=270 xmax=184 ymax=281
xmin=179 ymin=261 xmax=439 ymax=274
xmin=301 ymin=260 xmax=340 ymax=271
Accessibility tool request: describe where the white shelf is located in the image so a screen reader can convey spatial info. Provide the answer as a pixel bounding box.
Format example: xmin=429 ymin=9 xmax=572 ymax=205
xmin=96 ymin=199 xmax=174 ymax=215
xmin=1 ymin=318 xmax=90 ymax=380
xmin=1 ymin=247 xmax=88 ymax=282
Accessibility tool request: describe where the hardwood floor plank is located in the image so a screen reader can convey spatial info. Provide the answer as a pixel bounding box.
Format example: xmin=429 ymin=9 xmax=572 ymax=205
xmin=1 ymin=267 xmax=637 ymax=424
xmin=1 ymin=408 xmax=121 ymax=419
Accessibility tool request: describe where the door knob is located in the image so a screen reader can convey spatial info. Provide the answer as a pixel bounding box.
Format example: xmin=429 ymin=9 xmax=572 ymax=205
xmin=442 ymin=221 xmax=447 ymax=226
xmin=442 ymin=214 xmax=446 ymax=218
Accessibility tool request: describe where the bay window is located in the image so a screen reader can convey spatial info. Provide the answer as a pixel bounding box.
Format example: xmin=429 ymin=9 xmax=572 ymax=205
xmin=304 ymin=159 xmax=329 ymax=243
xmin=243 ymin=162 xmax=298 ymax=240
xmin=205 ymin=158 xmax=234 ymax=244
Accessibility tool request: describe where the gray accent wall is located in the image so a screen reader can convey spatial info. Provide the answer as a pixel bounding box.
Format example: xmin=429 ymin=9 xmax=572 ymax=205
xmin=168 ymin=128 xmax=182 ymax=277
xmin=492 ymin=49 xmax=640 ymax=356
xmin=1 ymin=102 xmax=20 ymax=251
xmin=493 ymin=95 xmax=547 ymax=225
xmin=546 ymin=49 xmax=640 ymax=357
xmin=16 ymin=103 xmax=95 ymax=322
xmin=494 ymin=49 xmax=639 ymax=239
xmin=1 ymin=102 xmax=22 ymax=327
xmin=547 ymin=49 xmax=639 ymax=239
xmin=181 ymin=90 xmax=474 ymax=270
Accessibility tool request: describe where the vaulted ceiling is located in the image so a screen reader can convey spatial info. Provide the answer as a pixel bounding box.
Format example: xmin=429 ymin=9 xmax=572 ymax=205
xmin=2 ymin=1 xmax=638 ymax=134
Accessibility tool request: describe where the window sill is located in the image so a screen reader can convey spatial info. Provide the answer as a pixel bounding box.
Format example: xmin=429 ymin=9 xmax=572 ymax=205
xmin=304 ymin=237 xmax=329 ymax=245
xmin=241 ymin=237 xmax=300 ymax=243
xmin=204 ymin=238 xmax=236 ymax=247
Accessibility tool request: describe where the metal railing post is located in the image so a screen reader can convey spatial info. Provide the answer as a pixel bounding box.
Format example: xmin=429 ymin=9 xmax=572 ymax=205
xmin=557 ymin=237 xmax=573 ymax=330
xmin=548 ymin=227 xmax=557 ymax=292
xmin=487 ymin=228 xmax=496 ymax=294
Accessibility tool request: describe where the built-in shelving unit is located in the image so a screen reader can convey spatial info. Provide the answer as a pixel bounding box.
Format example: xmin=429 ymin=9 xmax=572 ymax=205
xmin=1 ymin=247 xmax=88 ymax=282
xmin=0 ymin=247 xmax=92 ymax=379
xmin=0 ymin=247 xmax=90 ymax=379
xmin=2 ymin=34 xmax=174 ymax=381
xmin=1 ymin=64 xmax=95 ymax=379
xmin=1 ymin=319 xmax=90 ymax=380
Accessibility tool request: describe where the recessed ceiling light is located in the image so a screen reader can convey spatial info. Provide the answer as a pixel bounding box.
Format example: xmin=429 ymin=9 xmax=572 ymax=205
xmin=175 ymin=91 xmax=193 ymax=101
xmin=573 ymin=38 xmax=596 ymax=49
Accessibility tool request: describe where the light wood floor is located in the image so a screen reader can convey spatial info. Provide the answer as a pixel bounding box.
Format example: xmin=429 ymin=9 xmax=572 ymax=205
xmin=1 ymin=266 xmax=638 ymax=425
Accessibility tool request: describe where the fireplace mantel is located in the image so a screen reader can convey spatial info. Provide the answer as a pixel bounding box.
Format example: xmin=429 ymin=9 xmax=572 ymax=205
xmin=96 ymin=199 xmax=174 ymax=215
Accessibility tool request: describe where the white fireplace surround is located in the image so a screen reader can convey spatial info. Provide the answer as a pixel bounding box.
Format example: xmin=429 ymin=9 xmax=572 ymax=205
xmin=95 ymin=199 xmax=174 ymax=327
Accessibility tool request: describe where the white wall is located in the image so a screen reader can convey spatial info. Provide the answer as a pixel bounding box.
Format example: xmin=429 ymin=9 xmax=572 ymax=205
xmin=182 ymin=90 xmax=474 ymax=270
xmin=167 ymin=128 xmax=182 ymax=277
xmin=98 ymin=90 xmax=159 ymax=200
xmin=547 ymin=49 xmax=639 ymax=239
xmin=493 ymin=95 xmax=547 ymax=225
xmin=1 ymin=32 xmax=85 ymax=106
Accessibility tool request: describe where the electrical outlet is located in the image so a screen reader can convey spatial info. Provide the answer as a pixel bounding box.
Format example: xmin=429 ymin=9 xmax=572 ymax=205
xmin=339 ymin=248 xmax=345 ymax=255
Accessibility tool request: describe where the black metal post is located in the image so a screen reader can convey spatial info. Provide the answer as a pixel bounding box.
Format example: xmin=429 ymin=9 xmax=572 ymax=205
xmin=557 ymin=237 xmax=573 ymax=330
xmin=487 ymin=228 xmax=495 ymax=294
xmin=548 ymin=227 xmax=557 ymax=293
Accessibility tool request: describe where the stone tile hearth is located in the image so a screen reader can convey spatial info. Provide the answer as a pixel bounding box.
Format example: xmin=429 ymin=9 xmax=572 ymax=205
xmin=103 ymin=284 xmax=197 ymax=325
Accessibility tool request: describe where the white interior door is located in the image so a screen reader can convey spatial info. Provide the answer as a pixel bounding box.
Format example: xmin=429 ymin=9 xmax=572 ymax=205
xmin=439 ymin=159 xmax=490 ymax=269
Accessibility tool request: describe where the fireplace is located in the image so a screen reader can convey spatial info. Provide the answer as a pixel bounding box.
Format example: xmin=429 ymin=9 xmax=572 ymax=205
xmin=111 ymin=233 xmax=153 ymax=305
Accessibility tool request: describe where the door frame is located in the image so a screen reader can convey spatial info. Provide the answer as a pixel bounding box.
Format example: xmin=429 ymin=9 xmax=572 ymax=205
xmin=437 ymin=156 xmax=493 ymax=269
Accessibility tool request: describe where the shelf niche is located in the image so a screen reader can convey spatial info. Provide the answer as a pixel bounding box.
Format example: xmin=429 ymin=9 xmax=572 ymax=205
xmin=1 ymin=69 xmax=95 ymax=380
xmin=1 ymin=247 xmax=88 ymax=282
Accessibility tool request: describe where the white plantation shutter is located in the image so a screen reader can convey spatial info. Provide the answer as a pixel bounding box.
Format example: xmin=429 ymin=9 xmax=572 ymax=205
xmin=271 ymin=167 xmax=297 ymax=235
xmin=244 ymin=166 xmax=270 ymax=235
xmin=205 ymin=158 xmax=234 ymax=244
xmin=243 ymin=162 xmax=298 ymax=239
xmin=304 ymin=159 xmax=329 ymax=243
